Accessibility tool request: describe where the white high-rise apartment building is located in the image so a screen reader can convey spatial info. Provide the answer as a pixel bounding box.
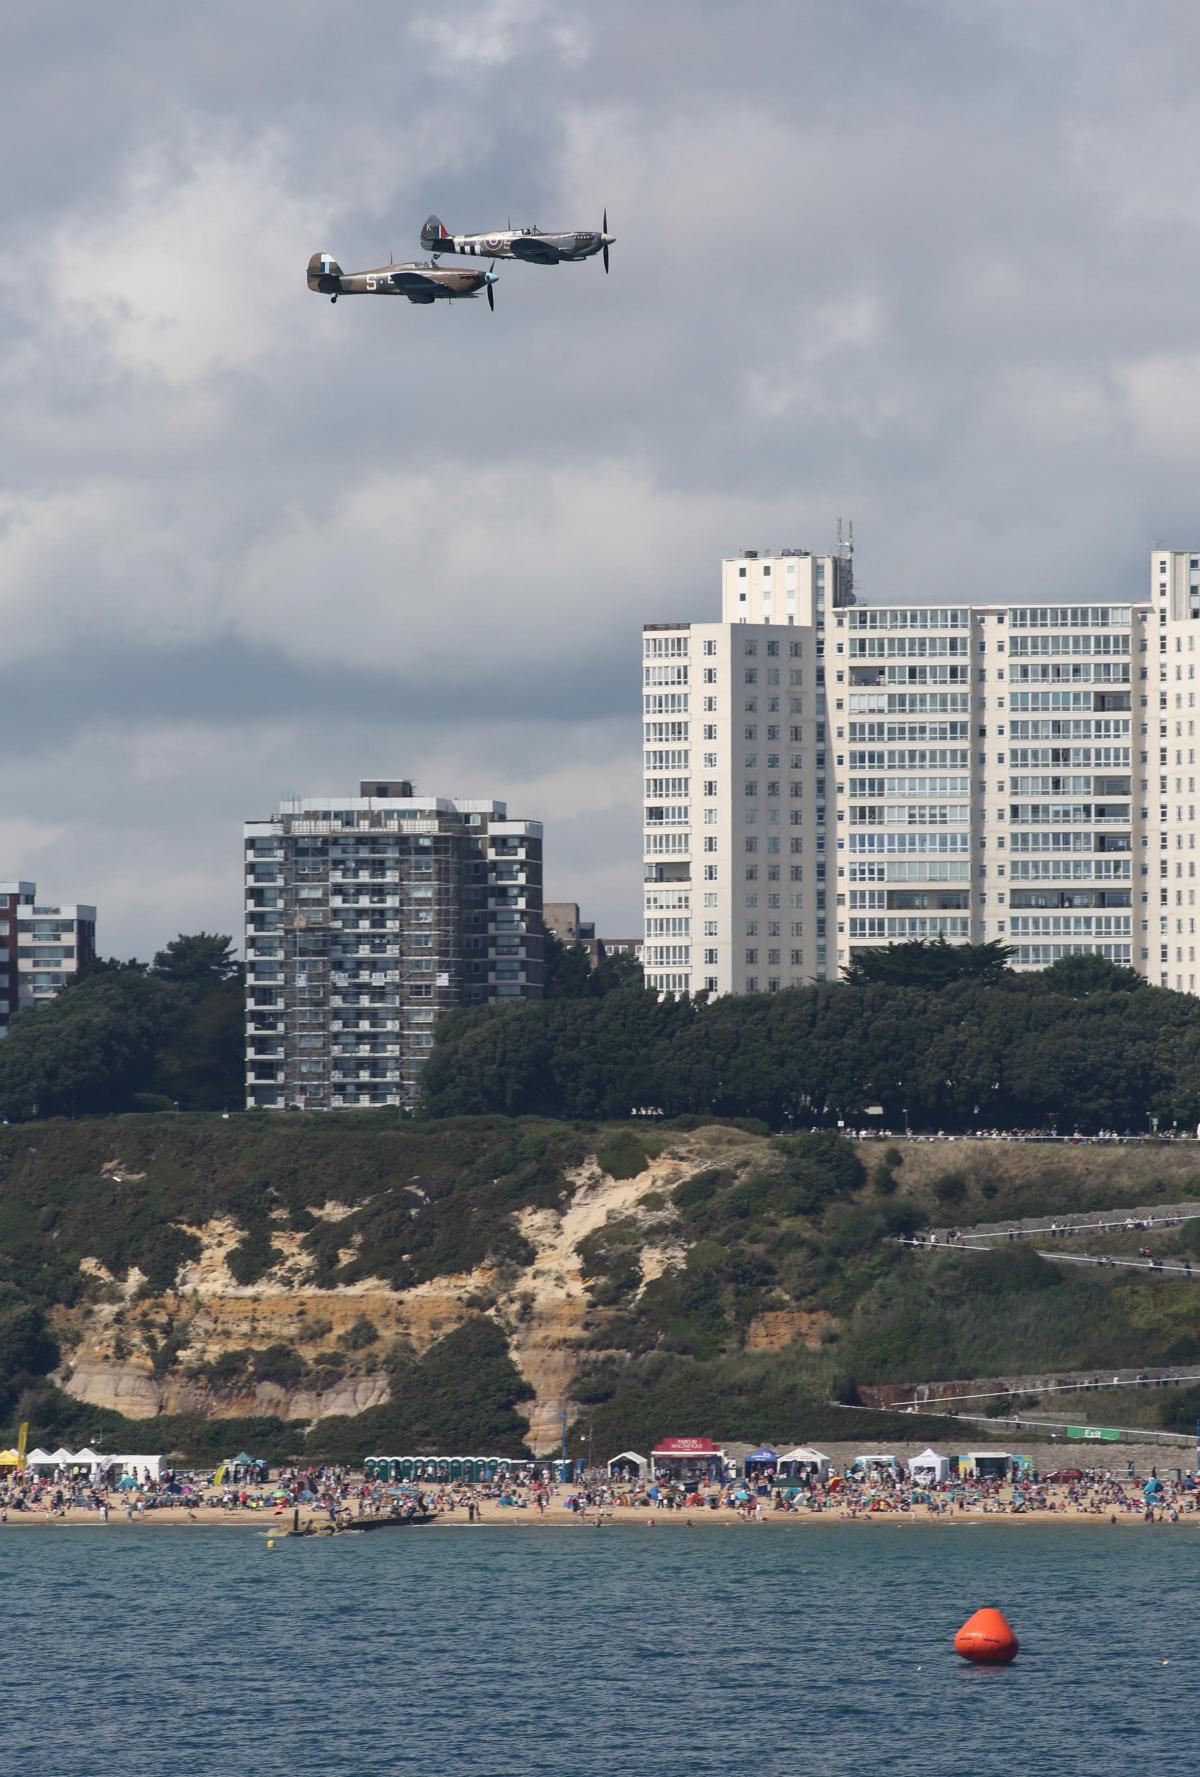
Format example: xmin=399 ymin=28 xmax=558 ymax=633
xmin=643 ymin=543 xmax=1200 ymax=997
xmin=643 ymin=547 xmax=848 ymax=994
xmin=1154 ymin=548 xmax=1200 ymax=991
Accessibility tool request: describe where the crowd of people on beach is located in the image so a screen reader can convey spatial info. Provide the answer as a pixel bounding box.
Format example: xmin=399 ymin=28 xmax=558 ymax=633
xmin=550 ymin=1465 xmax=1200 ymax=1524
xmin=3 ymin=1456 xmax=1199 ymax=1528
xmin=847 ymin=1128 xmax=1200 ymax=1145
xmin=0 ymin=1461 xmax=358 ymax=1522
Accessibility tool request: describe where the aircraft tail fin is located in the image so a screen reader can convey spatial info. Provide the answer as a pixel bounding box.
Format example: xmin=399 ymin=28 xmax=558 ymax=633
xmin=307 ymin=251 xmax=343 ymax=293
xmin=421 ymin=214 xmax=451 ymax=251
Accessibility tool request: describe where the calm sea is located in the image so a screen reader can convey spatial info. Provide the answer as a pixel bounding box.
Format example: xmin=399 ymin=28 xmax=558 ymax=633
xmin=4 ymin=1521 xmax=1195 ymax=1776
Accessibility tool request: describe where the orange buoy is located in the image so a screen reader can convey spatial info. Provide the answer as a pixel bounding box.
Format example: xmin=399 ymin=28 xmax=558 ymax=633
xmin=954 ymin=1607 xmax=1019 ymax=1664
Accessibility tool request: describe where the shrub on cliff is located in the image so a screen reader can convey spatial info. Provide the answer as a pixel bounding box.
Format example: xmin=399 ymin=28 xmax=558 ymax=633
xmin=303 ymin=1320 xmax=534 ymax=1460
xmin=226 ymin=1225 xmax=282 ymax=1286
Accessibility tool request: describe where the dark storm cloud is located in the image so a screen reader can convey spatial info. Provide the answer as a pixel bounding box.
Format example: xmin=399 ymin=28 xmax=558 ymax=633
xmin=0 ymin=634 xmax=631 ymax=750
xmin=5 ymin=0 xmax=1200 ymax=952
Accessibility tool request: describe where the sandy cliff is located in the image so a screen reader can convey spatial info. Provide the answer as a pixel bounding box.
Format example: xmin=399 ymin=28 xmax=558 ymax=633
xmin=52 ymin=1140 xmax=715 ymax=1449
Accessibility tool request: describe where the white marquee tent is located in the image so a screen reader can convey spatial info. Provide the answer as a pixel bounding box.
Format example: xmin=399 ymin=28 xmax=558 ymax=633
xmin=25 ymin=1447 xmax=97 ymax=1474
xmin=907 ymin=1448 xmax=950 ymax=1483
xmin=777 ymin=1446 xmax=831 ymax=1479
xmin=101 ymin=1455 xmax=164 ymax=1483
xmin=606 ymin=1451 xmax=648 ymax=1478
xmin=22 ymin=1447 xmax=163 ymax=1481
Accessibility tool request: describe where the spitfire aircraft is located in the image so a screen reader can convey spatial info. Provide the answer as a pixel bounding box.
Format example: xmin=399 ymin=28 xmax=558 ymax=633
xmin=306 ymin=251 xmax=498 ymax=308
xmin=420 ymin=211 xmax=613 ymax=272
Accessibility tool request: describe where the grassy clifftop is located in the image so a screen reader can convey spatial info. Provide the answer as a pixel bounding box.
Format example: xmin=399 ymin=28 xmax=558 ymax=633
xmin=1 ymin=1114 xmax=1199 ymax=1460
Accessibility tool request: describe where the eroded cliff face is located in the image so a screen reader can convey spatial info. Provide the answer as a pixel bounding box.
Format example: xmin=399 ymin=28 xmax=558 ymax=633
xmin=52 ymin=1135 xmax=731 ymax=1450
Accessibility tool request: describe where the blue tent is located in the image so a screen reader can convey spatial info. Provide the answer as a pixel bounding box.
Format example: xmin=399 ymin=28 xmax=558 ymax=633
xmin=743 ymin=1445 xmax=780 ymax=1473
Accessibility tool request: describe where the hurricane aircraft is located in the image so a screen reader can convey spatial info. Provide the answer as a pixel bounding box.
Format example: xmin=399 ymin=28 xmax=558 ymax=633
xmin=420 ymin=211 xmax=613 ymax=272
xmin=307 ymin=251 xmax=499 ymax=307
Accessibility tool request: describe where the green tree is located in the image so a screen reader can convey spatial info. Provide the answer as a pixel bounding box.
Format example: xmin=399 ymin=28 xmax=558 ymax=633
xmin=0 ymin=935 xmax=246 ymax=1120
xmin=542 ymin=927 xmax=597 ymax=999
xmin=594 ymin=948 xmax=645 ymax=994
xmin=0 ymin=971 xmax=184 ymax=1120
xmin=542 ymin=928 xmax=647 ymax=1000
xmin=1040 ymin=954 xmax=1144 ymax=994
xmin=842 ymin=938 xmax=1013 ymax=988
xmin=157 ymin=980 xmax=245 ymax=1111
xmin=151 ymin=933 xmax=243 ymax=993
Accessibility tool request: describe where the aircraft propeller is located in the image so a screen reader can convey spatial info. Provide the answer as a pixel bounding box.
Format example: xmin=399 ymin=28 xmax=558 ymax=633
xmin=486 ymin=258 xmax=497 ymax=311
xmin=603 ymin=207 xmax=610 ymax=274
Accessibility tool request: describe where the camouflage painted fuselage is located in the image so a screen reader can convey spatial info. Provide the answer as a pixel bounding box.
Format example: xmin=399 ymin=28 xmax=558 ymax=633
xmin=420 ymin=219 xmax=613 ymax=265
xmin=307 ymin=253 xmax=492 ymax=303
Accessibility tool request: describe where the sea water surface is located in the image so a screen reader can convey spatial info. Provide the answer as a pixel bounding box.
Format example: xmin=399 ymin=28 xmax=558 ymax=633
xmin=4 ymin=1521 xmax=1195 ymax=1776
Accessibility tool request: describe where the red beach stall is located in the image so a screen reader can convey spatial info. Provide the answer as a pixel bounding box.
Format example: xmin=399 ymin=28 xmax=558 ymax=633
xmin=650 ymin=1437 xmax=725 ymax=1485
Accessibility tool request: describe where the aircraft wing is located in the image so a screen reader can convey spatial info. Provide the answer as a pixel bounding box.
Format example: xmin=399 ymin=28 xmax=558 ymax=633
xmin=389 ymin=270 xmax=438 ymax=295
xmin=507 ymin=237 xmax=563 ymax=264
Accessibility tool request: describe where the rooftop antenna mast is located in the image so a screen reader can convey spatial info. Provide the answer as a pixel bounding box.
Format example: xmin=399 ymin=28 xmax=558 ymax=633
xmin=834 ymin=515 xmax=856 ymax=606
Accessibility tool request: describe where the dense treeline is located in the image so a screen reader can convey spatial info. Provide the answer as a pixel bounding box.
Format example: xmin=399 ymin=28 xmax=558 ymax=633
xmin=0 ymin=934 xmax=243 ymax=1120
xmin=0 ymin=928 xmax=640 ymax=1125
xmin=420 ymin=952 xmax=1200 ymax=1130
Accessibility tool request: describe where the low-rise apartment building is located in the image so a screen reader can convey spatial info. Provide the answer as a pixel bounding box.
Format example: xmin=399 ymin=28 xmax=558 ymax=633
xmin=0 ymin=884 xmax=97 ymax=1030
xmin=244 ymin=779 xmax=543 ymax=1109
xmin=544 ymin=900 xmax=644 ymax=970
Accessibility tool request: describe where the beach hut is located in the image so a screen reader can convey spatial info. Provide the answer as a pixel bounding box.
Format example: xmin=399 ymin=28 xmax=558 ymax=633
xmin=607 ymin=1451 xmax=648 ymax=1480
xmin=907 ymin=1448 xmax=950 ymax=1484
xmin=777 ymin=1446 xmax=831 ymax=1481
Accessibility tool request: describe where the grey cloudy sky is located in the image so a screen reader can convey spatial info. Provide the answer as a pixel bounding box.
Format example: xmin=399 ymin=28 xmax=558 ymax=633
xmin=5 ymin=0 xmax=1200 ymax=954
